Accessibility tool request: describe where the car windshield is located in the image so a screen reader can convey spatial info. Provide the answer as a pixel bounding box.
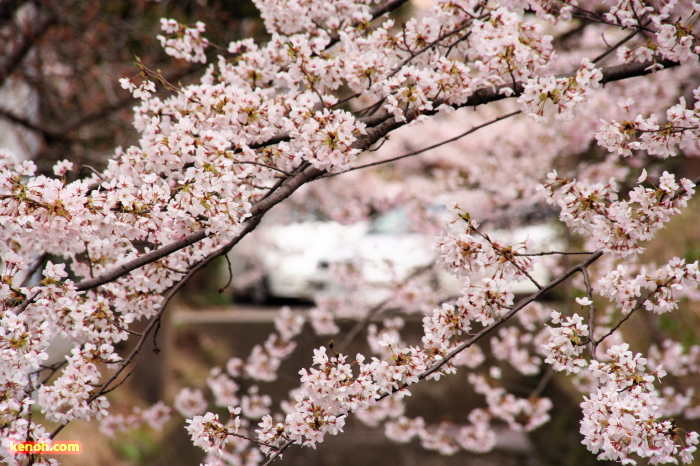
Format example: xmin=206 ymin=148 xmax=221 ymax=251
xmin=369 ymin=209 xmax=414 ymax=234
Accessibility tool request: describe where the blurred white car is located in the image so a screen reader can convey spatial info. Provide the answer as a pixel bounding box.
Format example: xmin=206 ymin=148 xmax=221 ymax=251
xmin=228 ymin=210 xmax=557 ymax=304
xmin=231 ymin=220 xmax=369 ymax=303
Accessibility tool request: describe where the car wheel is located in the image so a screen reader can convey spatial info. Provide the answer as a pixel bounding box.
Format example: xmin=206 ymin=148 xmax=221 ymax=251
xmin=247 ymin=276 xmax=270 ymax=305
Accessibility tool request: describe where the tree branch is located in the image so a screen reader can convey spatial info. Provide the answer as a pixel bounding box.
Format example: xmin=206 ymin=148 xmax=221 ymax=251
xmin=592 ymin=20 xmax=651 ymax=64
xmin=0 ymin=108 xmax=69 ymax=143
xmin=356 ymin=58 xmax=679 ymax=148
xmin=263 ymin=250 xmax=605 ymax=463
xmin=370 ymin=0 xmax=410 ymax=19
xmin=0 ymin=10 xmax=56 ymax=87
xmin=331 ymin=110 xmax=521 ymax=175
xmin=74 ymin=164 xmax=324 ymax=292
xmin=387 ymin=250 xmax=604 ymax=392
xmin=58 ymin=57 xmax=684 ymax=297
xmin=51 ymin=215 xmax=264 ymax=440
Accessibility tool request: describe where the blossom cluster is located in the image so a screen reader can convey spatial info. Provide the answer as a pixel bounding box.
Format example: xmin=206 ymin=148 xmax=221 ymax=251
xmin=598 ymin=257 xmax=700 ymax=315
xmin=469 ymin=373 xmax=552 ymax=432
xmin=581 ymin=344 xmax=698 ymax=464
xmin=616 ymin=3 xmax=699 ymax=65
xmin=243 ymin=335 xmax=435 ymax=454
xmin=518 ymin=59 xmax=603 ymax=123
xmin=596 ymin=92 xmax=700 ymax=158
xmin=436 ymin=221 xmax=535 ymax=283
xmin=157 ymin=18 xmax=209 ymax=63
xmin=99 ymin=401 xmax=172 ymax=437
xmin=542 ymin=309 xmax=590 ymax=374
xmin=541 ymin=171 xmax=695 ymax=256
xmin=180 ymin=307 xmax=304 ymax=458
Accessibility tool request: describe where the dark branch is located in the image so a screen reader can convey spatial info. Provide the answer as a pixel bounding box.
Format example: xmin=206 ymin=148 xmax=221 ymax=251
xmin=51 ymin=60 xmax=686 ymax=300
xmin=74 ymin=164 xmax=324 ymax=292
xmin=263 ymin=250 xmax=606 ymax=463
xmin=387 ymin=250 xmax=604 ymax=392
xmin=0 ymin=108 xmax=69 ymax=143
xmin=0 ymin=11 xmax=56 ymax=87
xmin=334 ymin=110 xmax=521 ymax=175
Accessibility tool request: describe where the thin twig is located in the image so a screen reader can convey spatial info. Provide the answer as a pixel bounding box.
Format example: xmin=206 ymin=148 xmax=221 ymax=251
xmin=470 ymin=224 xmax=543 ymax=290
xmin=593 ymin=307 xmax=640 ymax=348
xmin=37 ymin=361 xmax=67 ymax=387
xmin=329 ymin=110 xmax=522 ymax=176
xmin=20 ymin=254 xmax=47 ymax=287
xmin=234 ymin=161 xmax=292 ymax=176
xmin=336 ymin=301 xmax=387 ymax=354
xmin=515 ymin=251 xmax=596 ymax=256
xmin=530 ymin=366 xmax=555 ymax=398
xmin=592 ymin=273 xmax=680 ymax=349
xmin=386 ymin=250 xmax=604 ymax=393
xmin=79 ymin=165 xmax=105 ymax=182
xmin=230 ymin=432 xmax=280 ymax=450
xmin=592 ymin=20 xmax=651 ymax=64
xmin=219 ymin=253 xmax=234 ymax=294
xmin=581 ymin=266 xmax=597 ymax=356
xmin=98 ymin=354 xmax=142 ymax=397
xmin=262 ymin=439 xmax=295 ymax=466
xmin=336 ymin=264 xmax=433 ymax=353
xmin=265 ymin=251 xmax=605 ymax=463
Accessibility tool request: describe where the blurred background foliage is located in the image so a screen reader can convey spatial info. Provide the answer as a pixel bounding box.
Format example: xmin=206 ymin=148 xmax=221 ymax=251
xmin=0 ymin=0 xmax=262 ymax=174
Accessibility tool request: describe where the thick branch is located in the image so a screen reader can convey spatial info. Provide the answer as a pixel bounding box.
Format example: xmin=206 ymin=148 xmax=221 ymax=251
xmin=66 ymin=59 xmax=681 ymax=293
xmin=357 ymin=59 xmax=679 ymax=148
xmin=371 ymin=0 xmax=410 ymax=19
xmin=52 ymin=215 xmax=264 ymax=440
xmin=0 ymin=107 xmax=69 ymax=143
xmin=75 ymin=165 xmax=324 ymax=292
xmin=74 ymin=229 xmax=208 ymax=291
xmin=256 ymin=57 xmax=680 ymax=155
